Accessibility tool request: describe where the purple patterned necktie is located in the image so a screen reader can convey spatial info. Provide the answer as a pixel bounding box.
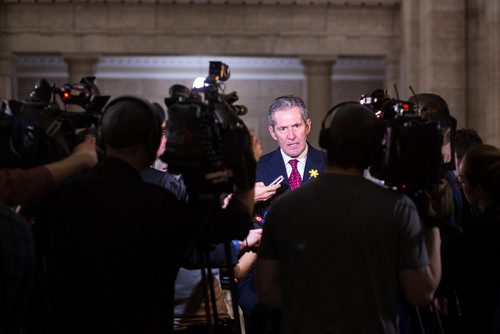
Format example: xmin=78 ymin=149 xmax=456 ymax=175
xmin=288 ymin=159 xmax=302 ymax=190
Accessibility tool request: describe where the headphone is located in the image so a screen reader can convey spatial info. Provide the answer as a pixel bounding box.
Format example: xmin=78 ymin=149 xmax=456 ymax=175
xmin=319 ymin=101 xmax=358 ymax=150
xmin=318 ymin=101 xmax=384 ymax=167
xmin=96 ymin=96 xmax=163 ymax=160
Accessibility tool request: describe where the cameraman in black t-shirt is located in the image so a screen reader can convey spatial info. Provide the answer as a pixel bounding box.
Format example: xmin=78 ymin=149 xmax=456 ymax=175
xmin=44 ymin=96 xmax=254 ymax=334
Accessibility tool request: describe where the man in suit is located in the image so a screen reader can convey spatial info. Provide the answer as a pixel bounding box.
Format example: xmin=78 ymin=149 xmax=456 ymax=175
xmin=254 ymin=95 xmax=327 ymax=216
xmin=239 ymin=95 xmax=326 ymax=333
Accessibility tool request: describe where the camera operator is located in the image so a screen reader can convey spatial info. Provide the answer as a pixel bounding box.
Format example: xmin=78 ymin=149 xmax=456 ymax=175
xmin=255 ymin=103 xmax=441 ymax=334
xmin=43 ymin=96 xmax=254 ymax=334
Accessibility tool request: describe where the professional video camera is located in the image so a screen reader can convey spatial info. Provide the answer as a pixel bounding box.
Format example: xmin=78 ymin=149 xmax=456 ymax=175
xmin=161 ymin=61 xmax=255 ymax=201
xmin=361 ymin=89 xmax=453 ymax=194
xmin=0 ymin=76 xmax=109 ymax=169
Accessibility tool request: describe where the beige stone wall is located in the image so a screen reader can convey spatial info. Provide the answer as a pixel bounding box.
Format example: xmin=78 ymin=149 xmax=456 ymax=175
xmin=0 ymin=3 xmax=398 ymax=55
xmin=3 ymin=0 xmax=500 ymax=148
xmin=463 ymin=0 xmax=500 ymax=145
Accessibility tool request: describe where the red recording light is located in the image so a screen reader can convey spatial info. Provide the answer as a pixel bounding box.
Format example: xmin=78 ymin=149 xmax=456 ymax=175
xmin=401 ymin=183 xmax=407 ymax=189
xmin=402 ymin=103 xmax=410 ymax=110
xmin=63 ymin=92 xmax=70 ymax=100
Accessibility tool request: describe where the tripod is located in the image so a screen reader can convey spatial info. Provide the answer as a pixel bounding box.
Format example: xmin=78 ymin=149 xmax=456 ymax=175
xmin=182 ymin=242 xmax=242 ymax=334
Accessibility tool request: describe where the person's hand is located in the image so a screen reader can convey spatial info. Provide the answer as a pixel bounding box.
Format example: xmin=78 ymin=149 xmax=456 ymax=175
xmin=71 ymin=136 xmax=98 ymax=168
xmin=240 ymin=228 xmax=262 ymax=251
xmin=246 ymin=228 xmax=262 ymax=249
xmin=254 ymin=182 xmax=281 ymax=202
xmin=221 ymin=193 xmax=233 ymax=209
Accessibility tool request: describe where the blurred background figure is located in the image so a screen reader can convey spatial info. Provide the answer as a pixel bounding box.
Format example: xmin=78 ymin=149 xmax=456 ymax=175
xmin=457 ymin=144 xmax=500 ymax=334
xmin=0 ymin=136 xmax=97 ymax=334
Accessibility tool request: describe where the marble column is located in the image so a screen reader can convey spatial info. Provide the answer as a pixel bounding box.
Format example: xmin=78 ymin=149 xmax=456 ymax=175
xmin=301 ymin=57 xmax=336 ymax=148
xmin=0 ymin=52 xmax=15 ymax=99
xmin=63 ymin=54 xmax=99 ymax=84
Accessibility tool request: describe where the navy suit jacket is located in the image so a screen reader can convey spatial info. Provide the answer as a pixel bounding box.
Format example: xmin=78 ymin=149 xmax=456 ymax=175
xmin=254 ymin=143 xmax=327 ymax=216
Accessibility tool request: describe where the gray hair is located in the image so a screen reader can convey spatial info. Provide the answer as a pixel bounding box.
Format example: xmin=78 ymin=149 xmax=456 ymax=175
xmin=267 ymin=95 xmax=308 ymax=127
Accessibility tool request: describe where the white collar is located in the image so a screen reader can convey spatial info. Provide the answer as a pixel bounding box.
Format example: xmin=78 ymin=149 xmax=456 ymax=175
xmin=280 ymin=144 xmax=308 ymax=164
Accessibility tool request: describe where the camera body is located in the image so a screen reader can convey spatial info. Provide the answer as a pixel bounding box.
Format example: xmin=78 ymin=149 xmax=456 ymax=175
xmin=0 ymin=77 xmax=108 ymax=169
xmin=161 ymin=61 xmax=255 ymax=201
xmin=362 ymin=90 xmax=451 ymax=193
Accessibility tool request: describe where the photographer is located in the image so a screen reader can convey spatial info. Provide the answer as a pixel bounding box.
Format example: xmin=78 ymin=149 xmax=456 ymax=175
xmin=255 ymin=103 xmax=441 ymax=334
xmin=43 ymin=96 xmax=254 ymax=334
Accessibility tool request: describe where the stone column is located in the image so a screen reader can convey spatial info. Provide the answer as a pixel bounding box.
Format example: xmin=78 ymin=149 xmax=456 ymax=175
xmin=63 ymin=54 xmax=100 ymax=84
xmin=418 ymin=0 xmax=467 ymax=126
xmin=486 ymin=0 xmax=500 ymax=145
xmin=301 ymin=57 xmax=336 ymax=148
xmin=399 ymin=0 xmax=420 ymax=94
xmin=0 ymin=52 xmax=15 ymax=99
xmin=384 ymin=48 xmax=401 ymax=97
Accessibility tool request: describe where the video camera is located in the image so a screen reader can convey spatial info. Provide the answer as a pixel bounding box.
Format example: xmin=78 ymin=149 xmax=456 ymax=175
xmin=161 ymin=61 xmax=256 ymax=202
xmin=361 ymin=89 xmax=454 ymax=194
xmin=0 ymin=77 xmax=109 ymax=169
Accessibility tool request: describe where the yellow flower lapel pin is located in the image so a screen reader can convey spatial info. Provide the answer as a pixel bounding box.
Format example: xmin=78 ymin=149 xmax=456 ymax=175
xmin=308 ymin=169 xmax=319 ymax=179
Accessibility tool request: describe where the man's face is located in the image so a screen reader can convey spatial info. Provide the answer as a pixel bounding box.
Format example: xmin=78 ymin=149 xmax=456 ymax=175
xmin=268 ymin=106 xmax=311 ymax=158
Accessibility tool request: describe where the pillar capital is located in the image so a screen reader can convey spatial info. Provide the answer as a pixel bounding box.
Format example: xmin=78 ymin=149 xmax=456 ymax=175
xmin=63 ymin=53 xmax=100 ymax=83
xmin=300 ymin=56 xmax=337 ymax=75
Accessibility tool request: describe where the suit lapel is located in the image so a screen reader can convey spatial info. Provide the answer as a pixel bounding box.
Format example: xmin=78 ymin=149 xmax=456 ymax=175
xmin=304 ymin=144 xmax=324 ymax=183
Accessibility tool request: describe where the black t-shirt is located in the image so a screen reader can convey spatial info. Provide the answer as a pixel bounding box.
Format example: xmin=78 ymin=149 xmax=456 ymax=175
xmin=259 ymin=173 xmax=428 ymax=334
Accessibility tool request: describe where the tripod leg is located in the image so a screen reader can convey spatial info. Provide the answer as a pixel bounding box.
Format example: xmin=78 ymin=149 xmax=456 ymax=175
xmin=224 ymin=242 xmax=242 ymax=334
